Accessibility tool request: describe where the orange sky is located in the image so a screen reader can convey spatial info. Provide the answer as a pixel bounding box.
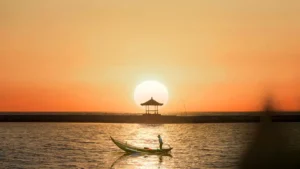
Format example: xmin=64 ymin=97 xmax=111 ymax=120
xmin=1 ymin=0 xmax=300 ymax=113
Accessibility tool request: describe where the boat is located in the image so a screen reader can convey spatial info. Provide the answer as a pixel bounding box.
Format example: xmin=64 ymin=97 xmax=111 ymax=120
xmin=110 ymin=136 xmax=173 ymax=154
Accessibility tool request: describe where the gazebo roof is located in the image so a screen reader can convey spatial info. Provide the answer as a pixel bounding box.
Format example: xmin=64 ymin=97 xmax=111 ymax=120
xmin=141 ymin=97 xmax=163 ymax=106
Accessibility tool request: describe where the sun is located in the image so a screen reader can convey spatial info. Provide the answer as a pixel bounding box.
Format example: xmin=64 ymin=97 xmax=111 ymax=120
xmin=134 ymin=80 xmax=169 ymax=108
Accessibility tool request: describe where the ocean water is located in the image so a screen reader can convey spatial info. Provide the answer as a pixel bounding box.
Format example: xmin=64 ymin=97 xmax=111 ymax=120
xmin=0 ymin=123 xmax=300 ymax=169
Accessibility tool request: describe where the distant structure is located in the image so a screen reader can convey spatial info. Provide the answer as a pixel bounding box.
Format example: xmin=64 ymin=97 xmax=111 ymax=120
xmin=141 ymin=97 xmax=163 ymax=115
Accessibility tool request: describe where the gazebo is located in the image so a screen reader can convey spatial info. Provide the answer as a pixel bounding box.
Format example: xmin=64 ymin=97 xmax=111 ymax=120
xmin=141 ymin=97 xmax=163 ymax=115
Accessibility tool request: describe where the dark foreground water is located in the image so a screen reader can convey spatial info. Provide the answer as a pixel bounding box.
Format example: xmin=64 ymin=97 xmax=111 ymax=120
xmin=0 ymin=123 xmax=300 ymax=169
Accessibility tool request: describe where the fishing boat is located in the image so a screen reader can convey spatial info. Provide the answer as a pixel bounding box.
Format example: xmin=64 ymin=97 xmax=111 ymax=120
xmin=110 ymin=136 xmax=172 ymax=154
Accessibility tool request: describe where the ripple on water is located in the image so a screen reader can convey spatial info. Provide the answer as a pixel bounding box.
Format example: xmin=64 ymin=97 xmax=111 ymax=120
xmin=0 ymin=123 xmax=300 ymax=168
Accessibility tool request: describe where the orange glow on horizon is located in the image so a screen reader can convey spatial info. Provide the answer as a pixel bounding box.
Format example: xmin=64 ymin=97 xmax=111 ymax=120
xmin=1 ymin=0 xmax=300 ymax=113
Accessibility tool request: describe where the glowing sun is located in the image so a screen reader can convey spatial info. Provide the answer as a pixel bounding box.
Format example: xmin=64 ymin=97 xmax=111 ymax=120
xmin=134 ymin=81 xmax=169 ymax=107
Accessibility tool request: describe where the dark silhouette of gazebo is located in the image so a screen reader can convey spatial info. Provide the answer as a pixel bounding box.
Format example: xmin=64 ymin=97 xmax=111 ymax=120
xmin=141 ymin=97 xmax=163 ymax=115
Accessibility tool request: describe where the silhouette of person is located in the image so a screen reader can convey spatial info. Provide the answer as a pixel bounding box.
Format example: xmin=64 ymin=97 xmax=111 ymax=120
xmin=158 ymin=135 xmax=163 ymax=150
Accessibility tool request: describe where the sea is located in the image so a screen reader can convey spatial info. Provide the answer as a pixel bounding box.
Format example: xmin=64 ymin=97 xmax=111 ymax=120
xmin=0 ymin=123 xmax=300 ymax=169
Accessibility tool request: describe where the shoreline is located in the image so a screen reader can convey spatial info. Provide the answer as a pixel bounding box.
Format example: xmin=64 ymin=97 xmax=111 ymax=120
xmin=0 ymin=112 xmax=300 ymax=123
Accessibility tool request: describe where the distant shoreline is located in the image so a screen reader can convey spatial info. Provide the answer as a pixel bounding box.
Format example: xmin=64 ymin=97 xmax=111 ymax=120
xmin=0 ymin=112 xmax=300 ymax=123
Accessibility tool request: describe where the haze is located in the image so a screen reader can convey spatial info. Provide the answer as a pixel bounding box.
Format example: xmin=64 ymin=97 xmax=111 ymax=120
xmin=0 ymin=0 xmax=299 ymax=112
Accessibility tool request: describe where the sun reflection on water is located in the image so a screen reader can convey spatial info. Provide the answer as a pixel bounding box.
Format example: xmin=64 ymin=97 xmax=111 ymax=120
xmin=109 ymin=124 xmax=174 ymax=168
xmin=110 ymin=153 xmax=172 ymax=169
xmin=2 ymin=123 xmax=300 ymax=168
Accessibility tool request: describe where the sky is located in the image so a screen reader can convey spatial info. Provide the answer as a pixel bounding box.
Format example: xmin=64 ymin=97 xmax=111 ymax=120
xmin=0 ymin=0 xmax=299 ymax=113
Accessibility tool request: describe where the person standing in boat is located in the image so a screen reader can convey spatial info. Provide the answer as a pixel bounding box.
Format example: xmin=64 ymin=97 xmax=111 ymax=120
xmin=158 ymin=135 xmax=163 ymax=149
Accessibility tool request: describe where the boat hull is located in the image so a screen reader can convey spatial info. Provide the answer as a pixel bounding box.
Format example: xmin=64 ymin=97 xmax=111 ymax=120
xmin=110 ymin=137 xmax=172 ymax=154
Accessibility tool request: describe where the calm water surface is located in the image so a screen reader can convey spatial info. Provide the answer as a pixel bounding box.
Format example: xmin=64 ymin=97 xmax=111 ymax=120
xmin=0 ymin=123 xmax=300 ymax=169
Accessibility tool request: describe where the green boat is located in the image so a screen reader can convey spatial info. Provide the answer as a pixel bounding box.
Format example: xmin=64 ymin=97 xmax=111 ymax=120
xmin=110 ymin=136 xmax=173 ymax=154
